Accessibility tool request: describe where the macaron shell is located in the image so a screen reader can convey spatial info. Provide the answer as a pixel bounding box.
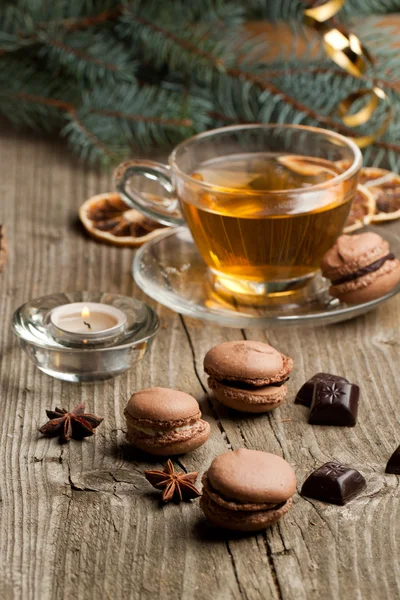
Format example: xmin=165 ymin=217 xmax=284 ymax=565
xmin=202 ymin=474 xmax=280 ymax=511
xmin=125 ymin=387 xmax=200 ymax=422
xmin=126 ymin=419 xmax=210 ymax=455
xmin=224 ymin=354 xmax=293 ymax=387
xmin=125 ymin=409 xmax=201 ymax=431
xmin=209 ymin=378 xmax=287 ymax=413
xmin=207 ymin=449 xmax=296 ymax=503
xmin=331 ymin=261 xmax=400 ymax=304
xmin=321 ymin=233 xmax=389 ymax=280
xmin=200 ymin=492 xmax=292 ymax=532
xmin=206 ymin=351 xmax=293 ymax=387
xmin=204 ymin=341 xmax=284 ymax=381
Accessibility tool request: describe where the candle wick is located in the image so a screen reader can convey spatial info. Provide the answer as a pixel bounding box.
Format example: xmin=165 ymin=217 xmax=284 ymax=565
xmin=83 ymin=321 xmax=92 ymax=330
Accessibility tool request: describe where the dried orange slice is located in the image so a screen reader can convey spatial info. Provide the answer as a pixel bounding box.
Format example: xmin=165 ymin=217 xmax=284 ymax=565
xmin=334 ymin=159 xmax=352 ymax=173
xmin=344 ymin=184 xmax=376 ymax=233
xmin=79 ymin=192 xmax=166 ymax=247
xmin=359 ymin=167 xmax=400 ymax=222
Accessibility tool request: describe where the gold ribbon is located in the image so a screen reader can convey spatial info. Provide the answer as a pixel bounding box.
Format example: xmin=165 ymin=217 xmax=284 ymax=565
xmin=304 ymin=0 xmax=345 ymax=23
xmin=323 ymin=29 xmax=373 ymax=78
xmin=304 ymin=0 xmax=391 ymax=147
xmin=337 ymin=87 xmax=392 ymax=148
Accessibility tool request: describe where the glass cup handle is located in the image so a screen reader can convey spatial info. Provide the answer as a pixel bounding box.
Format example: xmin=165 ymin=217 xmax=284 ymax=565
xmin=114 ymin=159 xmax=185 ymax=227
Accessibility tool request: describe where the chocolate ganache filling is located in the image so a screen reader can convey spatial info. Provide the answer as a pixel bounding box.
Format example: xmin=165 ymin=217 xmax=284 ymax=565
xmin=332 ymin=253 xmax=395 ymax=286
xmin=215 ymin=377 xmax=289 ymax=390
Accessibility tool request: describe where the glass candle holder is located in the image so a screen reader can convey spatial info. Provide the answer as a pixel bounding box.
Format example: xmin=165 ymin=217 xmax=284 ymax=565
xmin=12 ymin=292 xmax=159 ymax=382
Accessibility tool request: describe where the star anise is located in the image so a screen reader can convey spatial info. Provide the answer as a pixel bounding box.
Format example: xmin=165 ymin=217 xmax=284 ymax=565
xmin=39 ymin=403 xmax=103 ymax=443
xmin=144 ymin=459 xmax=201 ymax=503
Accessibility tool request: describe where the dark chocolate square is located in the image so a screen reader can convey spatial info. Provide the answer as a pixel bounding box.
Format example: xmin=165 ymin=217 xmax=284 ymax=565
xmin=385 ymin=445 xmax=400 ymax=474
xmin=308 ymin=381 xmax=359 ymax=426
xmin=295 ymin=373 xmax=349 ymax=407
xmin=301 ymin=462 xmax=366 ymax=505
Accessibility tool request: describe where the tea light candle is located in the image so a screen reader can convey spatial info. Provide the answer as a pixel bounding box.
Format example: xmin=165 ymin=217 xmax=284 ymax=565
xmin=50 ymin=302 xmax=127 ymax=345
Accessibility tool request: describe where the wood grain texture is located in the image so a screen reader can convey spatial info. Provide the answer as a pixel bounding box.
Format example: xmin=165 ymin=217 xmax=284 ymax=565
xmin=1 ymin=125 xmax=400 ymax=600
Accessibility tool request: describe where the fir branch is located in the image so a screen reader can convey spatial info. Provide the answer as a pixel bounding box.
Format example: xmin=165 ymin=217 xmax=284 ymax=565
xmin=1 ymin=0 xmax=400 ymax=168
xmin=2 ymin=90 xmax=195 ymax=128
xmin=37 ymin=5 xmax=125 ymax=33
xmin=44 ymin=39 xmax=120 ymax=72
xmin=265 ymin=64 xmax=400 ymax=93
xmin=0 ymin=29 xmax=134 ymax=84
xmin=119 ymin=7 xmax=370 ymax=138
xmin=93 ymin=109 xmax=192 ymax=127
xmin=66 ymin=110 xmax=117 ymax=161
xmin=219 ymin=68 xmax=400 ymax=154
xmin=127 ymin=15 xmax=226 ymax=70
xmin=264 ymin=66 xmax=400 ymax=153
xmin=136 ymin=16 xmax=366 ymax=138
xmin=5 ymin=92 xmax=74 ymax=113
xmin=208 ymin=110 xmax=250 ymax=124
xmin=248 ymin=0 xmax=400 ymax=20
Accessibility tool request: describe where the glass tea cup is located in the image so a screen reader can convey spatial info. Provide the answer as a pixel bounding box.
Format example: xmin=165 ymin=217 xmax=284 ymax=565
xmin=115 ymin=124 xmax=362 ymax=303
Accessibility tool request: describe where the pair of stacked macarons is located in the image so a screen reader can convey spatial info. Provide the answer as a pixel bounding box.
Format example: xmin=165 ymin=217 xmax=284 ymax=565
xmin=124 ymin=340 xmax=296 ymax=532
xmin=200 ymin=340 xmax=296 ymax=530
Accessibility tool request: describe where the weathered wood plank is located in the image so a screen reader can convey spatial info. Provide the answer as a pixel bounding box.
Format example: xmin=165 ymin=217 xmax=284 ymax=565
xmin=1 ymin=125 xmax=400 ymax=600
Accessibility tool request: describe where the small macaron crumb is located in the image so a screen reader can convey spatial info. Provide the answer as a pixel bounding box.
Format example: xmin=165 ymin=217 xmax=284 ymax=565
xmin=204 ymin=340 xmax=293 ymax=413
xmin=124 ymin=387 xmax=210 ymax=456
xmin=321 ymin=232 xmax=400 ymax=304
xmin=200 ymin=449 xmax=296 ymax=532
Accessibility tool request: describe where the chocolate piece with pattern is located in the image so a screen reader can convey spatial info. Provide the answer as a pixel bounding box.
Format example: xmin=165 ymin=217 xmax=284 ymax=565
xmin=295 ymin=373 xmax=349 ymax=407
xmin=301 ymin=462 xmax=366 ymax=505
xmin=308 ymin=380 xmax=359 ymax=426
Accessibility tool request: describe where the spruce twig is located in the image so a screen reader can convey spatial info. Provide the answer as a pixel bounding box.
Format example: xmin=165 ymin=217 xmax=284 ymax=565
xmin=35 ymin=6 xmax=125 ymax=33
xmin=129 ymin=13 xmax=392 ymax=143
xmin=265 ymin=66 xmax=400 ymax=92
xmin=5 ymin=91 xmax=194 ymax=128
xmin=1 ymin=1 xmax=400 ymax=166
xmin=67 ymin=110 xmax=117 ymax=159
xmin=45 ymin=39 xmax=122 ymax=72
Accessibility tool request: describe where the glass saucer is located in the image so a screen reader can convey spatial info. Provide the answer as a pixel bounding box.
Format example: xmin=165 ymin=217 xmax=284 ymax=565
xmin=132 ymin=226 xmax=400 ymax=328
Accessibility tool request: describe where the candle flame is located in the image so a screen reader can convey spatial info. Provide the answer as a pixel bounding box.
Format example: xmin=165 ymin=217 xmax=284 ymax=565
xmin=81 ymin=306 xmax=90 ymax=319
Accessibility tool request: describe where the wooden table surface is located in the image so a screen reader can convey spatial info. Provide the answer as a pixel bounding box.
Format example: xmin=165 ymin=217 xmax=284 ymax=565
xmin=1 ymin=127 xmax=400 ymax=600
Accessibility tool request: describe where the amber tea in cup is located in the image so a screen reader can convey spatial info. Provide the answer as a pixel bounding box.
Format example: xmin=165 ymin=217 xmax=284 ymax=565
xmin=183 ymin=153 xmax=354 ymax=283
xmin=115 ymin=125 xmax=362 ymax=303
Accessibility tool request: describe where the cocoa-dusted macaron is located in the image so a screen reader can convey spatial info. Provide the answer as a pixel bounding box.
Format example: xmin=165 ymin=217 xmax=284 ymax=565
xmin=204 ymin=340 xmax=293 ymax=413
xmin=321 ymin=232 xmax=400 ymax=304
xmin=124 ymin=387 xmax=210 ymax=455
xmin=200 ymin=449 xmax=296 ymax=531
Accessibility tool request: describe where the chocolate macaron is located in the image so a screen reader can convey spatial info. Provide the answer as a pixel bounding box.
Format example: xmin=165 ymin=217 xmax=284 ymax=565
xmin=124 ymin=387 xmax=210 ymax=455
xmin=204 ymin=340 xmax=293 ymax=412
xmin=200 ymin=449 xmax=296 ymax=531
xmin=321 ymin=232 xmax=400 ymax=304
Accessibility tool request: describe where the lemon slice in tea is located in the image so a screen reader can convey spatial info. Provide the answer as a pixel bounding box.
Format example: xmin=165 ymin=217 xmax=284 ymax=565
xmin=79 ymin=192 xmax=166 ymax=247
xmin=277 ymin=155 xmax=337 ymax=177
